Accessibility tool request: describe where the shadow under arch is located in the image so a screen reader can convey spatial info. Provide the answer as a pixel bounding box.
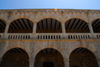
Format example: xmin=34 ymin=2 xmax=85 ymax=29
xmin=36 ymin=18 xmax=62 ymax=33
xmin=69 ymin=47 xmax=98 ymax=67
xmin=1 ymin=44 xmax=30 ymax=59
xmin=8 ymin=18 xmax=33 ymax=33
xmin=35 ymin=16 xmax=62 ymax=23
xmin=64 ymin=15 xmax=88 ymax=23
xmin=90 ymin=17 xmax=100 ymax=23
xmin=34 ymin=48 xmax=64 ymax=67
xmin=8 ymin=15 xmax=34 ymax=24
xmin=0 ymin=48 xmax=29 ymax=67
xmin=65 ymin=18 xmax=89 ymax=33
xmin=0 ymin=19 xmax=6 ymax=33
xmin=92 ymin=19 xmax=100 ymax=33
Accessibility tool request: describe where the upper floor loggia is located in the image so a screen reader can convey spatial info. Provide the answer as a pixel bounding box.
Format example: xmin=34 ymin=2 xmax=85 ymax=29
xmin=0 ymin=17 xmax=100 ymax=40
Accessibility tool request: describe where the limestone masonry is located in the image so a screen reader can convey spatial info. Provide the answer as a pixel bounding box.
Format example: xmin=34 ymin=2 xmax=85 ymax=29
xmin=0 ymin=9 xmax=100 ymax=67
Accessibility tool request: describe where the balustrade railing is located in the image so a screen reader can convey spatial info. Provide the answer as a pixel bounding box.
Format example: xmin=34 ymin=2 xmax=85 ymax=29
xmin=7 ymin=33 xmax=32 ymax=39
xmin=0 ymin=33 xmax=3 ymax=39
xmin=66 ymin=33 xmax=91 ymax=39
xmin=0 ymin=33 xmax=100 ymax=39
xmin=36 ymin=33 xmax=62 ymax=39
xmin=94 ymin=33 xmax=100 ymax=39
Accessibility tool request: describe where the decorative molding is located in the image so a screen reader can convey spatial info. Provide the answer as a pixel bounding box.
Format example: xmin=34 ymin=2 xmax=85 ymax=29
xmin=63 ymin=58 xmax=70 ymax=62
xmin=29 ymin=59 xmax=35 ymax=62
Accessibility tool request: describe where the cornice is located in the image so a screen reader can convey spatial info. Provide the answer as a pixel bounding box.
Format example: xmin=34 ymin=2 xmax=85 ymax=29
xmin=0 ymin=9 xmax=100 ymax=15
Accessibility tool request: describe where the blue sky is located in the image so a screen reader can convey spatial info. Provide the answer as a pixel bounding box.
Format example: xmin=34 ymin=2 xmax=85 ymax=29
xmin=0 ymin=0 xmax=100 ymax=10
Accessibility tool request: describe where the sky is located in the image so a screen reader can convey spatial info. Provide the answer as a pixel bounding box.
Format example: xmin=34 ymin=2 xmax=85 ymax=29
xmin=0 ymin=0 xmax=100 ymax=10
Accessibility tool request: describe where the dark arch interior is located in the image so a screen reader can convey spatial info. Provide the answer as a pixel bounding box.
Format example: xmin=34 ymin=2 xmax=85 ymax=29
xmin=36 ymin=18 xmax=62 ymax=33
xmin=65 ymin=18 xmax=89 ymax=33
xmin=0 ymin=19 xmax=6 ymax=33
xmin=0 ymin=48 xmax=29 ymax=67
xmin=43 ymin=62 xmax=54 ymax=67
xmin=69 ymin=48 xmax=98 ymax=67
xmin=35 ymin=48 xmax=64 ymax=67
xmin=8 ymin=18 xmax=33 ymax=33
xmin=92 ymin=19 xmax=100 ymax=33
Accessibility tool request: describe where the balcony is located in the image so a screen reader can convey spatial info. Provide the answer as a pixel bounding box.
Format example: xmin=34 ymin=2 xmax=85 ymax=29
xmin=0 ymin=18 xmax=100 ymax=40
xmin=0 ymin=33 xmax=100 ymax=39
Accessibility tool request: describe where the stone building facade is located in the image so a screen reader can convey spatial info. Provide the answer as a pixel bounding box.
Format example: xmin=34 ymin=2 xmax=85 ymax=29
xmin=0 ymin=9 xmax=100 ymax=67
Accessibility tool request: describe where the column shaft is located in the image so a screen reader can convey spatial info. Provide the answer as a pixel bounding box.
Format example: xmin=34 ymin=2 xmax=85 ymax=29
xmin=64 ymin=59 xmax=70 ymax=67
xmin=88 ymin=23 xmax=94 ymax=33
xmin=29 ymin=59 xmax=35 ymax=67
xmin=97 ymin=59 xmax=100 ymax=67
xmin=62 ymin=23 xmax=66 ymax=33
xmin=88 ymin=23 xmax=95 ymax=38
xmin=33 ymin=23 xmax=37 ymax=33
xmin=61 ymin=23 xmax=66 ymax=39
xmin=0 ymin=58 xmax=2 ymax=64
xmin=3 ymin=23 xmax=10 ymax=39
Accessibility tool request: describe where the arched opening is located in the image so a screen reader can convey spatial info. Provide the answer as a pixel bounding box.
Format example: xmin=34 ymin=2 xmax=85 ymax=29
xmin=35 ymin=48 xmax=64 ymax=67
xmin=0 ymin=48 xmax=29 ymax=67
xmin=92 ymin=19 xmax=100 ymax=33
xmin=0 ymin=19 xmax=6 ymax=33
xmin=69 ymin=48 xmax=98 ymax=67
xmin=8 ymin=18 xmax=33 ymax=33
xmin=65 ymin=18 xmax=89 ymax=33
xmin=36 ymin=18 xmax=62 ymax=33
xmin=43 ymin=62 xmax=54 ymax=67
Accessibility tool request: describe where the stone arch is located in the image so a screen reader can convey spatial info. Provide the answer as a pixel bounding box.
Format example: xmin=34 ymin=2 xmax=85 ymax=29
xmin=68 ymin=45 xmax=96 ymax=58
xmin=1 ymin=44 xmax=30 ymax=59
xmin=0 ymin=17 xmax=7 ymax=23
xmin=36 ymin=18 xmax=62 ymax=33
xmin=91 ymin=18 xmax=100 ymax=23
xmin=64 ymin=18 xmax=89 ymax=33
xmin=35 ymin=15 xmax=62 ymax=23
xmin=34 ymin=48 xmax=65 ymax=67
xmin=69 ymin=47 xmax=96 ymax=58
xmin=34 ymin=44 xmax=65 ymax=59
xmin=0 ymin=19 xmax=7 ymax=33
xmin=64 ymin=15 xmax=88 ymax=23
xmin=8 ymin=15 xmax=34 ymax=24
xmin=0 ymin=47 xmax=30 ymax=67
xmin=8 ymin=18 xmax=33 ymax=33
xmin=69 ymin=47 xmax=98 ymax=67
xmin=91 ymin=18 xmax=100 ymax=33
xmin=89 ymin=16 xmax=100 ymax=23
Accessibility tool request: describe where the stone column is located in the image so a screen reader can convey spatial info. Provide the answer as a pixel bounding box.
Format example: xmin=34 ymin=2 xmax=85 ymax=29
xmin=33 ymin=23 xmax=37 ymax=33
xmin=0 ymin=58 xmax=2 ymax=64
xmin=29 ymin=59 xmax=35 ymax=67
xmin=64 ymin=59 xmax=70 ymax=67
xmin=88 ymin=23 xmax=95 ymax=38
xmin=61 ymin=23 xmax=66 ymax=39
xmin=33 ymin=23 xmax=37 ymax=39
xmin=3 ymin=23 xmax=10 ymax=39
xmin=97 ymin=59 xmax=100 ymax=67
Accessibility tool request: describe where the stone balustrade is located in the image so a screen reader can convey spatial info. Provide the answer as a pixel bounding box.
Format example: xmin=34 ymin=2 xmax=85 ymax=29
xmin=95 ymin=33 xmax=100 ymax=39
xmin=36 ymin=33 xmax=62 ymax=39
xmin=66 ymin=33 xmax=91 ymax=39
xmin=0 ymin=33 xmax=99 ymax=39
xmin=0 ymin=33 xmax=3 ymax=39
xmin=7 ymin=33 xmax=32 ymax=39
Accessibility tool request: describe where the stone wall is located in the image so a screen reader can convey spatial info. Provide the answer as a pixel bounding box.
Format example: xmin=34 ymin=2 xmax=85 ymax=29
xmin=0 ymin=9 xmax=100 ymax=24
xmin=0 ymin=39 xmax=100 ymax=67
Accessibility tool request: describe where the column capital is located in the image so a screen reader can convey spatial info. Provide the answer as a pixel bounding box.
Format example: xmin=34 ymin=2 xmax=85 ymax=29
xmin=96 ymin=59 xmax=100 ymax=62
xmin=63 ymin=59 xmax=70 ymax=62
xmin=0 ymin=58 xmax=2 ymax=62
xmin=34 ymin=22 xmax=37 ymax=25
xmin=87 ymin=22 xmax=92 ymax=25
xmin=6 ymin=23 xmax=10 ymax=25
xmin=29 ymin=59 xmax=35 ymax=62
xmin=61 ymin=22 xmax=65 ymax=24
